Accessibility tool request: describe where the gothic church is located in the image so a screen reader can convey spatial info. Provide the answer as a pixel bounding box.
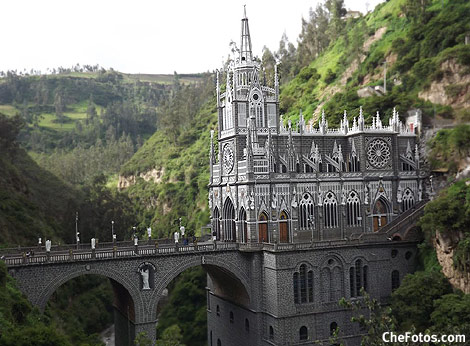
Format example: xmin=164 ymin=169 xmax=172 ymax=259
xmin=206 ymin=10 xmax=422 ymax=346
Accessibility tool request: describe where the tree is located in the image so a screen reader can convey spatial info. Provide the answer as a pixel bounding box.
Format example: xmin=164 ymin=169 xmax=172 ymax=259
xmin=0 ymin=113 xmax=24 ymax=151
xmin=54 ymin=89 xmax=66 ymax=123
xmin=340 ymin=290 xmax=417 ymax=346
xmin=401 ymin=0 xmax=431 ymax=23
xmin=390 ymin=271 xmax=452 ymax=331
xmin=325 ymin=0 xmax=347 ymax=41
xmin=135 ymin=332 xmax=153 ymax=346
xmin=156 ymin=325 xmax=185 ymax=346
xmin=430 ymin=293 xmax=470 ymax=335
xmin=261 ymin=46 xmax=277 ymax=86
xmin=275 ymin=33 xmax=296 ymax=82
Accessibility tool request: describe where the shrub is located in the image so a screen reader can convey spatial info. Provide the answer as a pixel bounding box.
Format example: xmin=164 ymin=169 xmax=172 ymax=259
xmin=324 ymin=69 xmax=337 ymax=84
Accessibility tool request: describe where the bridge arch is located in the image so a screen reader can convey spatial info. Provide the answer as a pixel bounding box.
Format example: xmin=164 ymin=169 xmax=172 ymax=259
xmin=36 ymin=266 xmax=145 ymax=324
xmin=149 ymin=254 xmax=251 ymax=320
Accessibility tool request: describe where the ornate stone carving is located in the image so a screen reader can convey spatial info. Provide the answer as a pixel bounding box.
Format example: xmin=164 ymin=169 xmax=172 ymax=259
xmin=291 ymin=188 xmax=298 ymax=208
xmin=138 ymin=262 xmax=155 ymax=290
xmin=367 ymin=138 xmax=391 ymax=169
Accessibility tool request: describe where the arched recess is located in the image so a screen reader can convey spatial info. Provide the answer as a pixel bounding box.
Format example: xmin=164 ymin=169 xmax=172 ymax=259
xmin=222 ymin=198 xmax=236 ymax=242
xmin=213 ymin=207 xmax=221 ymax=240
xmin=239 ymin=207 xmax=248 ymax=243
xmin=279 ymin=210 xmax=290 ymax=243
xmin=149 ymin=255 xmax=252 ymax=318
xmin=37 ymin=265 xmax=144 ymax=344
xmin=402 ymin=188 xmax=415 ymax=212
xmin=36 ymin=266 xmax=144 ymax=326
xmin=372 ymin=196 xmax=390 ymax=232
xmin=258 ymin=212 xmax=269 ymax=243
xmin=320 ymin=254 xmax=345 ymax=303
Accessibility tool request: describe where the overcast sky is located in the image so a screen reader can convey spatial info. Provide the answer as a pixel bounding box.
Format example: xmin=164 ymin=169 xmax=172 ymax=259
xmin=1 ymin=0 xmax=384 ymax=74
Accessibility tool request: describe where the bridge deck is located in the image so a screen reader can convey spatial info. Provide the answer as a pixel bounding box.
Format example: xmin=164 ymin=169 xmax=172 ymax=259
xmin=1 ymin=236 xmax=419 ymax=268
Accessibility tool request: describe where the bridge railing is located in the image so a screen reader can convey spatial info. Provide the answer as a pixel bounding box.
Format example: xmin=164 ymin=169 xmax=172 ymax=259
xmin=2 ymin=229 xmax=421 ymax=268
xmin=1 ymin=238 xmax=241 ymax=267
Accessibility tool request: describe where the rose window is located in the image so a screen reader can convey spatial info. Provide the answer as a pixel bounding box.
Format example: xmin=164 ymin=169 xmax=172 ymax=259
xmin=367 ymin=139 xmax=391 ymax=168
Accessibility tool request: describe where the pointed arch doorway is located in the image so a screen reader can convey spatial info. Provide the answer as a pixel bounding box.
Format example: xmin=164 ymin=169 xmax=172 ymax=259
xmin=239 ymin=208 xmax=248 ymax=243
xmin=279 ymin=210 xmax=289 ymax=243
xmin=372 ymin=197 xmax=388 ymax=232
xmin=258 ymin=212 xmax=268 ymax=243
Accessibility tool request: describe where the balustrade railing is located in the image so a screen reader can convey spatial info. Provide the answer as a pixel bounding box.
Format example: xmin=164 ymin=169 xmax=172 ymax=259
xmin=2 ymin=221 xmax=422 ymax=267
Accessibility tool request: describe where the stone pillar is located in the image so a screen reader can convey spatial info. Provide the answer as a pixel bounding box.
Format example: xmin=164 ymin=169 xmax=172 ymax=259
xmin=135 ymin=321 xmax=157 ymax=345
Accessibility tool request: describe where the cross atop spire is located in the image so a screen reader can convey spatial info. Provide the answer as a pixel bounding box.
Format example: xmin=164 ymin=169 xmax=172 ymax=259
xmin=240 ymin=6 xmax=253 ymax=63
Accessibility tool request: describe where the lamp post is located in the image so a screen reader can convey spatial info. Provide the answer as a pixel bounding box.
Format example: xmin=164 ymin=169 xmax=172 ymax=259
xmin=111 ymin=220 xmax=116 ymax=243
xmin=75 ymin=212 xmax=80 ymax=249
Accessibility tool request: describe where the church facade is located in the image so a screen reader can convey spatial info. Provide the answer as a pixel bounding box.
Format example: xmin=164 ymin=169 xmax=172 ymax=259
xmin=208 ymin=13 xmax=422 ymax=245
xmin=206 ymin=10 xmax=422 ymax=346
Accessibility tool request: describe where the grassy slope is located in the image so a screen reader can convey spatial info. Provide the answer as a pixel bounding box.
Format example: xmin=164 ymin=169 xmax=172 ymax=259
xmin=121 ymin=99 xmax=217 ymax=237
xmin=0 ymin=71 xmax=205 ymax=135
xmin=0 ymin=148 xmax=79 ymax=246
xmin=281 ymin=0 xmax=470 ymax=126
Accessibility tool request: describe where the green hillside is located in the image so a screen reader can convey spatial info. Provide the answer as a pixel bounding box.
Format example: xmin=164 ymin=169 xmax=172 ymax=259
xmin=280 ymin=0 xmax=470 ymax=126
xmin=0 ymin=114 xmax=79 ymax=246
xmin=120 ymin=76 xmax=216 ymax=237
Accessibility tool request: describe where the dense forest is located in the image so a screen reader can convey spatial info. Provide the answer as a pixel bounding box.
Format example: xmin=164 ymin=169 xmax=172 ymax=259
xmin=1 ymin=0 xmax=470 ymax=344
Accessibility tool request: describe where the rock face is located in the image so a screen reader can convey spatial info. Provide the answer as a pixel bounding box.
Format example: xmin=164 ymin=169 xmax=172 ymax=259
xmin=419 ymin=59 xmax=470 ymax=109
xmin=434 ymin=232 xmax=470 ymax=294
xmin=118 ymin=167 xmax=165 ymax=190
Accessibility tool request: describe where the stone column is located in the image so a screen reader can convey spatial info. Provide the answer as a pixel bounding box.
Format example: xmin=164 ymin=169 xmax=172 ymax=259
xmin=134 ymin=321 xmax=157 ymax=345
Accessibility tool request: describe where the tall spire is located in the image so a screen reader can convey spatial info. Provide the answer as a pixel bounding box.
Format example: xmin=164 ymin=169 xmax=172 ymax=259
xmin=240 ymin=6 xmax=253 ymax=63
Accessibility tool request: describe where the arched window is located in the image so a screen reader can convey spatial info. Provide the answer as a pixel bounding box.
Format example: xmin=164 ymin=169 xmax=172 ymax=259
xmin=402 ymin=188 xmax=415 ymax=212
xmin=391 ymin=270 xmax=400 ymax=291
xmin=350 ymin=259 xmax=368 ymax=297
xmin=331 ymin=266 xmax=342 ymax=301
xmin=245 ymin=318 xmax=250 ymax=332
xmin=293 ymin=264 xmax=314 ymax=304
xmin=210 ymin=331 xmax=213 ymax=346
xmin=222 ymin=198 xmax=236 ymax=242
xmin=323 ymin=192 xmax=338 ymax=228
xmin=213 ymin=207 xmax=220 ymax=241
xmin=279 ymin=210 xmax=290 ymax=243
xmin=299 ymin=193 xmax=314 ymax=230
xmin=346 ymin=191 xmax=361 ymax=227
xmin=269 ymin=326 xmax=274 ymax=340
xmin=216 ymin=305 xmax=220 ymax=316
xmin=229 ymin=311 xmax=234 ymax=324
xmin=299 ymin=326 xmax=308 ymax=341
xmin=308 ymin=270 xmax=314 ymax=302
xmin=217 ymin=339 xmax=222 ymax=346
xmin=330 ymin=322 xmax=338 ymax=336
xmin=224 ymin=102 xmax=233 ymax=130
xmin=373 ymin=197 xmax=389 ymax=232
xmin=349 ymin=152 xmax=360 ymax=172
xmin=300 ymin=264 xmax=307 ymax=303
xmin=258 ymin=212 xmax=268 ymax=243
xmin=321 ymin=268 xmax=330 ymax=302
xmin=322 ymin=259 xmax=343 ymax=302
xmin=239 ymin=207 xmax=247 ymax=243
xmin=293 ymin=272 xmax=299 ymax=304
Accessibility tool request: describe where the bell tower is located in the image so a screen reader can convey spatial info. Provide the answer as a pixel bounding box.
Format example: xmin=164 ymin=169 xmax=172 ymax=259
xmin=216 ymin=7 xmax=280 ymax=173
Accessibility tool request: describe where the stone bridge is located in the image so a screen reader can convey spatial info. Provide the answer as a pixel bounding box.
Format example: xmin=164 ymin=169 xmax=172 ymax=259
xmin=2 ymin=241 xmax=255 ymax=344
xmin=1 ymin=203 xmax=425 ymax=345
